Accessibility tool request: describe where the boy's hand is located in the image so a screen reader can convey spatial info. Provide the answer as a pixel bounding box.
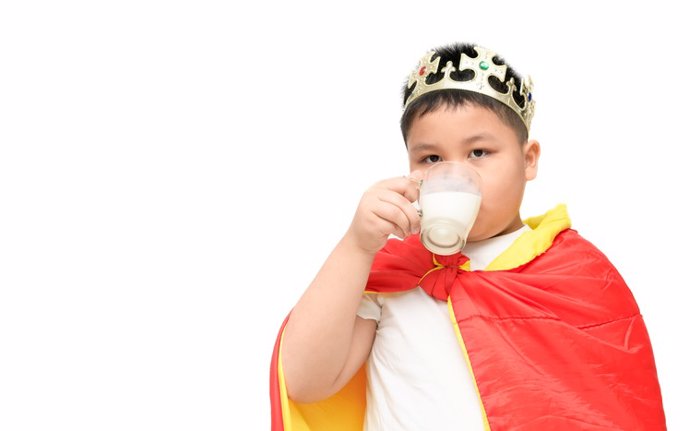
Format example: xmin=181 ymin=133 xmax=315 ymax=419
xmin=345 ymin=171 xmax=423 ymax=255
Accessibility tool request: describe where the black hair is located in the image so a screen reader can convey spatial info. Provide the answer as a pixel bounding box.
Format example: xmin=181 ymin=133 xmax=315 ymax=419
xmin=401 ymin=43 xmax=529 ymax=145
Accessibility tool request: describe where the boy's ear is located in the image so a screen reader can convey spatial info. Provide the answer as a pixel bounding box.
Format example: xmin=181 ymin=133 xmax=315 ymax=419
xmin=524 ymin=139 xmax=540 ymax=181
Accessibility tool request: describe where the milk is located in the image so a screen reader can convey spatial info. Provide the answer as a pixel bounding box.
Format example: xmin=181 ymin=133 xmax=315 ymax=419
xmin=420 ymin=191 xmax=481 ymax=255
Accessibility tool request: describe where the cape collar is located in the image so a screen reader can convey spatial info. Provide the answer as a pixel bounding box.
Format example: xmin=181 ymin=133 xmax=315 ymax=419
xmin=365 ymin=204 xmax=572 ymax=300
xmin=419 ymin=204 xmax=572 ymax=300
xmin=485 ymin=204 xmax=571 ymax=271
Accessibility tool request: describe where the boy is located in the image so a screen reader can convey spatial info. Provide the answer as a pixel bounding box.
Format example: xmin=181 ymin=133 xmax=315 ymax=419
xmin=270 ymin=43 xmax=666 ymax=430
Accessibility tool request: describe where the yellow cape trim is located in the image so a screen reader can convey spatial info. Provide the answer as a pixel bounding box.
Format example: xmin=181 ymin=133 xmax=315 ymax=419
xmin=448 ymin=298 xmax=492 ymax=430
xmin=485 ymin=204 xmax=571 ymax=271
xmin=277 ymin=332 xmax=302 ymax=430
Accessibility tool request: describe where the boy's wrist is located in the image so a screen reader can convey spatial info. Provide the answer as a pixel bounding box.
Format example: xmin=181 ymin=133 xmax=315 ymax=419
xmin=340 ymin=230 xmax=381 ymax=259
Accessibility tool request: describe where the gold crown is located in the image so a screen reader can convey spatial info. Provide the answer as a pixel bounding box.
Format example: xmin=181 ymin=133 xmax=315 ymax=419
xmin=404 ymin=45 xmax=535 ymax=131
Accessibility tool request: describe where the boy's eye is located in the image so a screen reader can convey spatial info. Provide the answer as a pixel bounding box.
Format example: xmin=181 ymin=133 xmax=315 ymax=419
xmin=423 ymin=155 xmax=442 ymax=164
xmin=469 ymin=149 xmax=487 ymax=159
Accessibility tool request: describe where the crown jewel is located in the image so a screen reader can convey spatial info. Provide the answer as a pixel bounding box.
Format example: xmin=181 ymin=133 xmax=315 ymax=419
xmin=405 ymin=46 xmax=535 ymax=131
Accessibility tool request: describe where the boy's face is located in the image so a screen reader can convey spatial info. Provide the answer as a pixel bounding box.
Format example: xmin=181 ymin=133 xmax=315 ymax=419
xmin=407 ymin=104 xmax=540 ymax=241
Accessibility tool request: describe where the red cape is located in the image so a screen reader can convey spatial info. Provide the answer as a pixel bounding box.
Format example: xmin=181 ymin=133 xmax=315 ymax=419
xmin=271 ymin=206 xmax=666 ymax=430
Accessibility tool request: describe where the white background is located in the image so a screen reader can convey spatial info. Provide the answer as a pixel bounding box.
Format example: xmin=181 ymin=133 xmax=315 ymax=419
xmin=1 ymin=1 xmax=687 ymax=429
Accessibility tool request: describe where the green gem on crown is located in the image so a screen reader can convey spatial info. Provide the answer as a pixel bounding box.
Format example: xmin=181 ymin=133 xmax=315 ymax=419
xmin=479 ymin=61 xmax=489 ymax=70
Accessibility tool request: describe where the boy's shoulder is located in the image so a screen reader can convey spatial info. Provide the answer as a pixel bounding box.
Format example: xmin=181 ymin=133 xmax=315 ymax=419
xmin=505 ymin=228 xmax=641 ymax=324
xmin=530 ymin=228 xmax=616 ymax=273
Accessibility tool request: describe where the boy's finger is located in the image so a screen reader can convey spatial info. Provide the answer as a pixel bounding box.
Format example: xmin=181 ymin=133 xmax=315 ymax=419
xmin=373 ymin=200 xmax=412 ymax=237
xmin=376 ymin=177 xmax=420 ymax=203
xmin=378 ymin=191 xmax=421 ymax=235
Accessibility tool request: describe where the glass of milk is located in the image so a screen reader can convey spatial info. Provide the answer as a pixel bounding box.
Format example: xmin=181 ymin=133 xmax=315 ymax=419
xmin=419 ymin=162 xmax=481 ymax=255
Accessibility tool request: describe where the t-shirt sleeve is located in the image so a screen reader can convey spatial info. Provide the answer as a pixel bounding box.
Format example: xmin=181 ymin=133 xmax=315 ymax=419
xmin=356 ymin=293 xmax=382 ymax=322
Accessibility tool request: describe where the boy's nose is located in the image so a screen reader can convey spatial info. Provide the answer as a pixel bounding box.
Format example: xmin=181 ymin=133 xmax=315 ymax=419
xmin=443 ymin=158 xmax=469 ymax=165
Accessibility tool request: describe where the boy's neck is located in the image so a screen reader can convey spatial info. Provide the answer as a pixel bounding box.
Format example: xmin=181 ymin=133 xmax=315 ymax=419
xmin=495 ymin=215 xmax=525 ymax=238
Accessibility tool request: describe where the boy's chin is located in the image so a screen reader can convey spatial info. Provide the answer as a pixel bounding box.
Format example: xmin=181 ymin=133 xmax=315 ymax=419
xmin=468 ymin=217 xmax=525 ymax=243
xmin=466 ymin=231 xmax=490 ymax=243
xmin=466 ymin=224 xmax=494 ymax=242
xmin=467 ymin=227 xmax=508 ymax=243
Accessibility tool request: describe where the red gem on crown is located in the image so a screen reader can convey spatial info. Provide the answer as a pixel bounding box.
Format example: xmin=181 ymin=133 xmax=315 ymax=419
xmin=418 ymin=66 xmax=426 ymax=76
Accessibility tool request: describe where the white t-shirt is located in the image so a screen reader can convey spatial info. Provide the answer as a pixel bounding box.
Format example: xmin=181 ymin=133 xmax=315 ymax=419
xmin=357 ymin=225 xmax=531 ymax=431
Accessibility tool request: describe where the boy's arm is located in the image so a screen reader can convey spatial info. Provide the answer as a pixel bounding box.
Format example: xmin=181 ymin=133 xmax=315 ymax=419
xmin=281 ymin=174 xmax=421 ymax=403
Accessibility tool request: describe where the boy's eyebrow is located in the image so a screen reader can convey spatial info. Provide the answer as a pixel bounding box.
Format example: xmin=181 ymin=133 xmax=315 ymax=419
xmin=408 ymin=142 xmax=438 ymax=153
xmin=409 ymin=133 xmax=496 ymax=152
xmin=462 ymin=133 xmax=496 ymax=145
